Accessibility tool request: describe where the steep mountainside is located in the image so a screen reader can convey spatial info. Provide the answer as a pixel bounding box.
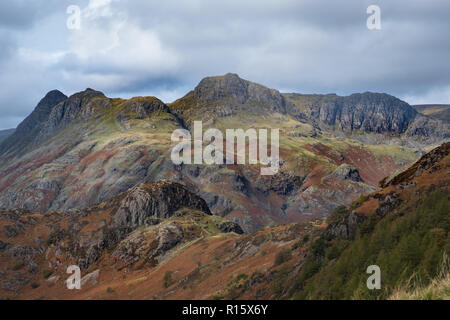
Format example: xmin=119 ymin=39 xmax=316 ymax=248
xmin=0 ymin=129 xmax=15 ymax=144
xmin=288 ymin=142 xmax=450 ymax=299
xmin=0 ymin=142 xmax=448 ymax=300
xmin=285 ymin=92 xmax=417 ymax=134
xmin=0 ymin=90 xmax=67 ymax=156
xmin=413 ymin=104 xmax=450 ymax=123
xmin=0 ymin=74 xmax=447 ymax=232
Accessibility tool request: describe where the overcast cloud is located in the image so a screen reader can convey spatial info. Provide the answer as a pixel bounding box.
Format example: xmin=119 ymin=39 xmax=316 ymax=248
xmin=0 ymin=0 xmax=449 ymax=129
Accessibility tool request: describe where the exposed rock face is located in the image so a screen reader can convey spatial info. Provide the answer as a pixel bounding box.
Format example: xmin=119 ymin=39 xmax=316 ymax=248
xmin=192 ymin=73 xmax=287 ymax=112
xmin=325 ymin=210 xmax=367 ymax=240
xmin=112 ymin=181 xmax=211 ymax=230
xmin=286 ymin=92 xmax=418 ymax=134
xmin=80 ymin=269 xmax=100 ymax=287
xmin=413 ymin=104 xmax=450 ymax=123
xmin=0 ymin=240 xmax=9 ymax=251
xmin=15 ymin=90 xmax=68 ymax=134
xmin=35 ymin=89 xmax=108 ymax=143
xmin=59 ymin=180 xmax=215 ymax=267
xmin=217 ymin=221 xmax=244 ymax=234
xmin=0 ymin=180 xmax=246 ymax=290
xmin=255 ymin=171 xmax=305 ymax=196
xmin=325 ymin=141 xmax=450 ymax=244
xmin=195 ymin=73 xmax=250 ymax=105
xmin=182 ymin=74 xmax=448 ymax=144
xmin=0 ymin=88 xmax=112 ymax=156
xmin=152 ymin=222 xmax=183 ymax=257
xmin=405 ymin=114 xmax=450 ymax=142
xmin=331 ymin=164 xmax=362 ymax=182
xmin=375 ymin=192 xmax=402 ymax=217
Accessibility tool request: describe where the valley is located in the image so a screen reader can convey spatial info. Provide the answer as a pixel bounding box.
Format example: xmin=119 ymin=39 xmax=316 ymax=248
xmin=0 ymin=74 xmax=449 ymax=300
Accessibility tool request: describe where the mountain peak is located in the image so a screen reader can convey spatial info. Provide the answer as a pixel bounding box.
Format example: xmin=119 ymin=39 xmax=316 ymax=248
xmin=0 ymin=90 xmax=67 ymax=155
xmin=194 ymin=73 xmax=250 ymax=104
xmin=191 ymin=73 xmax=287 ymax=113
xmin=37 ymin=90 xmax=67 ymax=112
xmin=42 ymin=89 xmax=67 ymax=102
xmin=71 ymin=88 xmax=105 ymax=99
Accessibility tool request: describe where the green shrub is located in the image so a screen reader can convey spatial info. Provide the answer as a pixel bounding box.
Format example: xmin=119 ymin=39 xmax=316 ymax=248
xmin=378 ymin=176 xmax=389 ymax=188
xmin=292 ymin=234 xmax=310 ymax=250
xmin=327 ymin=206 xmax=348 ymax=225
xmin=162 ymin=271 xmax=173 ymax=288
xmin=42 ymin=269 xmax=53 ymax=279
xmin=274 ymin=248 xmax=292 ymax=267
xmin=291 ymin=189 xmax=450 ymax=300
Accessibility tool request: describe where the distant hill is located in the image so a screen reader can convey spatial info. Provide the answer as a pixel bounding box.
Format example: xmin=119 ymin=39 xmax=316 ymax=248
xmin=0 ymin=128 xmax=15 ymax=143
xmin=413 ymin=104 xmax=450 ymax=122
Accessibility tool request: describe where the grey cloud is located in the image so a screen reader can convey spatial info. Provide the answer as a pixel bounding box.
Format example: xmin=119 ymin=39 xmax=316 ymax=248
xmin=0 ymin=0 xmax=66 ymax=30
xmin=0 ymin=33 xmax=16 ymax=62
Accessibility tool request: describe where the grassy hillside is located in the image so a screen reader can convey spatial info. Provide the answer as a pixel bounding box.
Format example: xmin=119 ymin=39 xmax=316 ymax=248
xmin=290 ymin=189 xmax=449 ymax=299
xmin=389 ymin=257 xmax=450 ymax=300
xmin=276 ymin=142 xmax=450 ymax=300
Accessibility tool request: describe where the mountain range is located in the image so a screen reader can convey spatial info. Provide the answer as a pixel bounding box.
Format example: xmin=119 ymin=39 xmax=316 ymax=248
xmin=0 ymin=73 xmax=449 ymax=300
xmin=0 ymin=74 xmax=448 ymax=233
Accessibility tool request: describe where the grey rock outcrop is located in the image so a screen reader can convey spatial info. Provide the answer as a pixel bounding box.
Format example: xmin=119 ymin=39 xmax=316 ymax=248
xmin=217 ymin=221 xmax=244 ymax=234
xmin=324 ymin=209 xmax=367 ymax=240
xmin=286 ymin=92 xmax=418 ymax=134
xmin=64 ymin=180 xmax=213 ymax=268
xmin=111 ymin=181 xmax=211 ymax=229
xmin=331 ymin=164 xmax=363 ymax=182
xmin=35 ymin=89 xmax=108 ymax=144
xmin=192 ymin=73 xmax=288 ymax=113
xmin=80 ymin=269 xmax=100 ymax=287
xmin=152 ymin=222 xmax=183 ymax=257
xmin=117 ymin=97 xmax=170 ymax=121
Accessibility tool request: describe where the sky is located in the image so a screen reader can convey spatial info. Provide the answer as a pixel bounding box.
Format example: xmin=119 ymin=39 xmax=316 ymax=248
xmin=0 ymin=0 xmax=449 ymax=129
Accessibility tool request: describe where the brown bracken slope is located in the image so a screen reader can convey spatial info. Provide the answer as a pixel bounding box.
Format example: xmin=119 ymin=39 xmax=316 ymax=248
xmin=0 ymin=142 xmax=448 ymax=300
